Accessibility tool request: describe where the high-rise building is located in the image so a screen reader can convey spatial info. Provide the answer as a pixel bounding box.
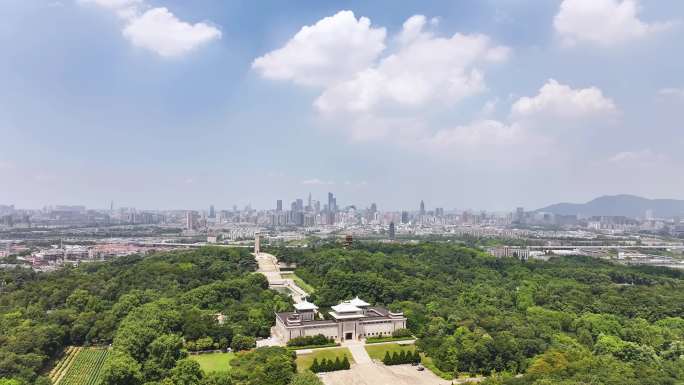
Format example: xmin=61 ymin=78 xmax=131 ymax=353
xmin=389 ymin=222 xmax=396 ymax=240
xmin=401 ymin=211 xmax=409 ymax=224
xmin=515 ymin=207 xmax=525 ymax=223
xmin=328 ymin=192 xmax=336 ymax=212
xmin=307 ymin=193 xmax=312 ymax=210
xmin=185 ymin=211 xmax=196 ymax=230
xmin=327 ymin=192 xmax=336 ymax=224
xmin=435 ymin=207 xmax=444 ymax=217
xmin=276 ymin=200 xmax=283 ymax=212
xmin=209 ymin=205 xmax=215 ymax=219
xmin=419 ymin=200 xmax=426 ymax=216
xmin=370 ymin=203 xmax=377 ymax=213
xmin=296 ymin=198 xmax=304 ymax=212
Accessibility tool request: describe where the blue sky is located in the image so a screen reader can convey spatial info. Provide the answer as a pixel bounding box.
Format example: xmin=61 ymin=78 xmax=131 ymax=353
xmin=1 ymin=0 xmax=683 ymax=211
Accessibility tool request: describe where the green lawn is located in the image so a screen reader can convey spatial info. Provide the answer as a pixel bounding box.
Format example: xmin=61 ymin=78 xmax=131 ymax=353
xmin=365 ymin=335 xmax=415 ymax=344
xmin=364 ymin=342 xmax=416 ymax=361
xmin=189 ymin=352 xmax=235 ymax=373
xmin=295 ymin=347 xmax=354 ymax=372
xmin=281 ymin=272 xmax=315 ymax=294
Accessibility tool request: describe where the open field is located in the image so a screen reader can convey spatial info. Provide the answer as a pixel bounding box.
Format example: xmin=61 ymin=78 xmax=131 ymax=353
xmin=189 ymin=352 xmax=235 ymax=373
xmin=295 ymin=347 xmax=354 ymax=372
xmin=55 ymin=347 xmax=109 ymax=385
xmin=364 ymin=343 xmax=416 ymax=361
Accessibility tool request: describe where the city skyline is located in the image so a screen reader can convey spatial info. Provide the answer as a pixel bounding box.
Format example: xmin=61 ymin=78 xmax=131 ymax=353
xmin=2 ymin=1 xmax=684 ymax=210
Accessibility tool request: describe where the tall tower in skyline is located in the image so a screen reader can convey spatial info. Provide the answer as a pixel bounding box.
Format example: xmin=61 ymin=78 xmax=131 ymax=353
xmin=327 ymin=192 xmax=336 ymax=225
xmin=185 ymin=211 xmax=195 ymax=230
xmin=307 ymin=192 xmax=312 ymax=210
xmin=419 ymin=200 xmax=426 ymax=216
xmin=209 ymin=205 xmax=215 ymax=219
xmin=328 ymin=192 xmax=334 ymax=212
xmin=389 ymin=221 xmax=396 ymax=240
xmin=276 ymin=200 xmax=283 ymax=212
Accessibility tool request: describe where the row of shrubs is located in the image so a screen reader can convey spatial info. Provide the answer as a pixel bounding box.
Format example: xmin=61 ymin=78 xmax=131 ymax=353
xmin=287 ymin=334 xmax=335 ymax=347
xmin=310 ymin=356 xmax=351 ymax=372
xmin=382 ymin=350 xmax=421 ymax=365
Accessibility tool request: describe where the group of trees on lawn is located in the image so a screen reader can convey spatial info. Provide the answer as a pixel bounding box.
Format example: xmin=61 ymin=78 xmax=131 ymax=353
xmin=270 ymin=242 xmax=684 ymax=384
xmin=230 ymin=347 xmax=297 ymax=385
xmin=382 ymin=350 xmax=421 ymax=365
xmin=286 ymin=334 xmax=335 ymax=348
xmin=309 ymin=356 xmax=350 ymax=372
xmin=0 ymin=247 xmax=291 ymax=384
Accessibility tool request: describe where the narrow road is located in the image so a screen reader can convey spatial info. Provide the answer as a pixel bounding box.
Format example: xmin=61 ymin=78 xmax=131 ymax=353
xmin=254 ymin=252 xmax=309 ymax=302
xmin=345 ymin=342 xmax=373 ymax=364
xmin=254 ymin=252 xmax=312 ymax=347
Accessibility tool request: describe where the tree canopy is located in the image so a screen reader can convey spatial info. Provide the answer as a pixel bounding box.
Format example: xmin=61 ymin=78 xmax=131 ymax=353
xmin=270 ymin=242 xmax=684 ymax=384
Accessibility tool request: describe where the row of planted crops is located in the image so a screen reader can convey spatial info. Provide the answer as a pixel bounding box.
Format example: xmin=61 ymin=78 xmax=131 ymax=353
xmin=48 ymin=346 xmax=82 ymax=384
xmin=49 ymin=347 xmax=110 ymax=385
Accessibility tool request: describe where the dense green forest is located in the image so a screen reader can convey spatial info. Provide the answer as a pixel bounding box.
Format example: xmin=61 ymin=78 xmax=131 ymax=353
xmin=270 ymin=242 xmax=684 ymax=385
xmin=0 ymin=247 xmax=293 ymax=384
xmin=3 ymin=242 xmax=684 ymax=385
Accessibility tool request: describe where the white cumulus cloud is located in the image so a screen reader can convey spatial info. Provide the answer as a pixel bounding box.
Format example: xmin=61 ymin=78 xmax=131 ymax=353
xmin=511 ymin=79 xmax=617 ymax=120
xmin=255 ymin=12 xmax=620 ymax=163
xmin=122 ymin=7 xmax=221 ymax=57
xmin=554 ymin=0 xmax=673 ymax=46
xmin=254 ymin=12 xmax=509 ymax=122
xmin=252 ymin=11 xmax=386 ymax=86
xmin=79 ymin=0 xmax=221 ymax=57
xmin=314 ymin=29 xmax=508 ymax=114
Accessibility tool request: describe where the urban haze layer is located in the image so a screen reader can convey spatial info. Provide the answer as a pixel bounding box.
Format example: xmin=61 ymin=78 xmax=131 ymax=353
xmin=2 ymin=192 xmax=684 ymax=272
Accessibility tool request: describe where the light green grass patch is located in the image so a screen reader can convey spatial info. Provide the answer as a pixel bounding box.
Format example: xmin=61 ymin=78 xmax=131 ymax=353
xmin=281 ymin=272 xmax=315 ymax=294
xmin=189 ymin=352 xmax=235 ymax=373
xmin=364 ymin=342 xmax=416 ymax=361
xmin=295 ymin=347 xmax=354 ymax=372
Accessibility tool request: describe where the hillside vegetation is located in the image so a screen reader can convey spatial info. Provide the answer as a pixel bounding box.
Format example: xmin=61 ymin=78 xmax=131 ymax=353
xmin=0 ymin=247 xmax=292 ymax=384
xmin=272 ymin=242 xmax=684 ymax=385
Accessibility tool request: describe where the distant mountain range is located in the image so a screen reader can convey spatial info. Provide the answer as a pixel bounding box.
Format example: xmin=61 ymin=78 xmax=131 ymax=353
xmin=536 ymin=195 xmax=684 ymax=218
